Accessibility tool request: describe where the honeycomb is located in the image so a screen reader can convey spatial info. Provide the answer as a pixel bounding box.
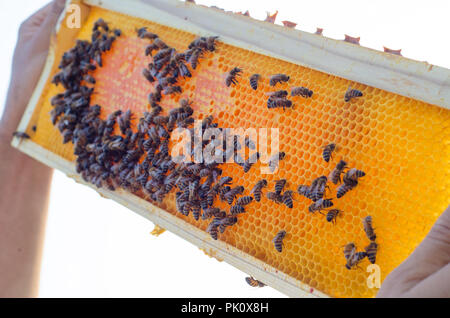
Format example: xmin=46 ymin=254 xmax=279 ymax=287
xmin=25 ymin=7 xmax=450 ymax=298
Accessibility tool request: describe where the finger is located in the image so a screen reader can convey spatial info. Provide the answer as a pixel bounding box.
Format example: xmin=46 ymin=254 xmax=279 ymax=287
xmin=378 ymin=205 xmax=450 ymax=296
xmin=40 ymin=0 xmax=66 ymax=32
xmin=404 ymin=263 xmax=450 ymax=298
xmin=31 ymin=0 xmax=66 ymax=52
xmin=401 ymin=205 xmax=450 ymax=278
xmin=19 ymin=2 xmax=53 ymax=32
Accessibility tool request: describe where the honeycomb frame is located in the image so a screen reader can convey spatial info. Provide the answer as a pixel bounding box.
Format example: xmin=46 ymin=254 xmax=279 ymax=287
xmin=11 ymin=0 xmax=450 ymax=298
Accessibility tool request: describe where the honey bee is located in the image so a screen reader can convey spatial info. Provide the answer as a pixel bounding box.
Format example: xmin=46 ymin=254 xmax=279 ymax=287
xmin=192 ymin=202 xmax=201 ymax=221
xmin=268 ymin=151 xmax=286 ymax=172
xmin=343 ymin=242 xmax=367 ymax=269
xmin=326 ymin=209 xmax=341 ymax=224
xmin=274 ymin=179 xmax=287 ymax=195
xmin=266 ymin=90 xmax=288 ymax=98
xmin=322 ymin=143 xmax=336 ymax=163
xmin=219 ymin=186 xmax=233 ymax=203
xmin=202 ymin=207 xmax=225 ymax=220
xmin=158 ymin=76 xmax=177 ymax=88
xmin=273 ymin=230 xmax=286 ymax=252
xmin=225 ymin=67 xmax=242 ymax=87
xmin=249 ymin=74 xmax=261 ymax=90
xmin=201 ymin=116 xmax=215 ymax=130
xmin=137 ymin=27 xmax=158 ymax=39
xmin=329 ymin=160 xmax=347 ymax=184
xmin=179 ymin=98 xmax=193 ymax=110
xmin=153 ymin=47 xmax=173 ymax=62
xmin=219 ymin=216 xmax=238 ymax=233
xmin=269 ymin=74 xmax=290 ymax=86
xmin=244 ymin=136 xmax=256 ymax=150
xmin=187 ymin=48 xmax=202 ymax=69
xmin=308 ymin=198 xmax=333 ymax=213
xmin=145 ymin=43 xmax=159 ymax=56
xmin=83 ymin=74 xmax=96 ymax=84
xmin=12 ymin=131 xmax=30 ymax=139
xmin=179 ymin=62 xmax=192 ymax=78
xmin=142 ymin=68 xmax=155 ymax=83
xmin=163 ymin=85 xmax=182 ymax=95
xmin=282 ymin=190 xmax=294 ymax=209
xmin=251 ymin=179 xmax=267 ymax=202
xmin=224 ymin=186 xmax=245 ymax=205
xmin=343 ymin=242 xmax=356 ymax=260
xmin=267 ymin=97 xmax=292 ymax=110
xmin=93 ymin=18 xmax=109 ymax=32
xmin=336 ymin=168 xmax=364 ymax=198
xmin=236 ymin=196 xmax=254 ymax=206
xmin=206 ymin=36 xmax=218 ymax=52
xmin=310 ymin=175 xmax=328 ymax=202
xmin=118 ymin=110 xmax=133 ymax=134
xmin=362 ymin=216 xmax=376 ymax=241
xmin=291 ymin=86 xmax=313 ymax=98
xmin=188 ymin=179 xmax=199 ymax=201
xmin=266 ymin=191 xmax=283 ymax=204
xmin=346 ymin=251 xmax=367 ymax=270
xmin=177 ymin=117 xmax=195 ymax=128
xmin=297 ymin=185 xmax=312 ymax=199
xmin=206 ymin=218 xmax=221 ymax=240
xmin=345 ymin=168 xmax=366 ymax=181
xmin=336 ymin=181 xmax=356 ymax=199
xmin=230 ymin=204 xmax=245 ymax=215
xmin=154 ymin=38 xmax=168 ymax=49
xmin=365 ymin=242 xmax=378 ymax=264
xmin=344 ymin=86 xmax=363 ymax=102
xmin=245 ymin=277 xmax=266 ymax=288
xmin=188 ymin=36 xmax=207 ymax=50
xmin=218 ymin=176 xmax=233 ymax=187
xmin=243 ymin=152 xmax=260 ymax=173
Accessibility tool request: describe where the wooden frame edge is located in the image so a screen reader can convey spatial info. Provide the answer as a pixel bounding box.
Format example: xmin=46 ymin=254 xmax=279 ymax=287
xmin=83 ymin=0 xmax=450 ymax=109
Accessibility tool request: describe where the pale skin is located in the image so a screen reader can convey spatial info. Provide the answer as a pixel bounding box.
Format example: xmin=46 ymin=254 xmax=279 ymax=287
xmin=0 ymin=0 xmax=448 ymax=298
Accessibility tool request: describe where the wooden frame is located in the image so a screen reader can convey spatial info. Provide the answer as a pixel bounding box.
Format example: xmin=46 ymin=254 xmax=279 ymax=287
xmin=11 ymin=0 xmax=450 ymax=297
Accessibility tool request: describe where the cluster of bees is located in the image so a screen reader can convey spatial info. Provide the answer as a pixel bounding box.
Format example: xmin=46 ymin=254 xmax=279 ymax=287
xmin=226 ymin=68 xmax=363 ymax=109
xmin=47 ymin=19 xmax=272 ymax=245
xmin=344 ymin=216 xmax=378 ymax=269
xmin=138 ymin=26 xmax=218 ymax=107
xmin=47 ymin=17 xmax=378 ymax=291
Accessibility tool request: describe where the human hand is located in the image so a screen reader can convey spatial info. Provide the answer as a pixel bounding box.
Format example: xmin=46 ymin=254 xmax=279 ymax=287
xmin=377 ymin=205 xmax=450 ymax=297
xmin=0 ymin=0 xmax=65 ymax=136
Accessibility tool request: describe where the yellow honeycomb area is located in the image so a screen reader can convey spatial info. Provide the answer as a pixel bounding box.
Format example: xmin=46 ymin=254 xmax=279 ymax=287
xmin=26 ymin=7 xmax=450 ymax=297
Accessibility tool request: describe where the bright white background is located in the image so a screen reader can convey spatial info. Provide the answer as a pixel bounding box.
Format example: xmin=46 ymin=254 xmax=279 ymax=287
xmin=0 ymin=0 xmax=449 ymax=297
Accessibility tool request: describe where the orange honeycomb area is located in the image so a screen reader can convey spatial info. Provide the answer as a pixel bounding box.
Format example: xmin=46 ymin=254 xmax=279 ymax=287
xmin=26 ymin=7 xmax=450 ymax=298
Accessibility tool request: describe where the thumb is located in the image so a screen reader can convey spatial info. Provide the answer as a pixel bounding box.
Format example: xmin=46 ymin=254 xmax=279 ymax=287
xmin=378 ymin=205 xmax=450 ymax=296
xmin=408 ymin=204 xmax=450 ymax=276
xmin=41 ymin=0 xmax=66 ymax=32
xmin=32 ymin=0 xmax=66 ymax=52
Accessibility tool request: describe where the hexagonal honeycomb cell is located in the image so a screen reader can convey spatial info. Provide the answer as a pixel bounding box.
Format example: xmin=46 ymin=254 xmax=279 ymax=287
xmin=25 ymin=7 xmax=450 ymax=298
